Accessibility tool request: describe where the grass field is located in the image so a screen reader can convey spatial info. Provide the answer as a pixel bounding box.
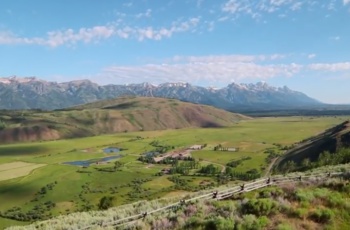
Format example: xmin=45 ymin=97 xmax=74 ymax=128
xmin=0 ymin=162 xmax=46 ymax=181
xmin=0 ymin=116 xmax=349 ymax=229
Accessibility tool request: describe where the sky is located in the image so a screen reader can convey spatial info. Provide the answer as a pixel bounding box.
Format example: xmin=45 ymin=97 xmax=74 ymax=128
xmin=0 ymin=0 xmax=349 ymax=104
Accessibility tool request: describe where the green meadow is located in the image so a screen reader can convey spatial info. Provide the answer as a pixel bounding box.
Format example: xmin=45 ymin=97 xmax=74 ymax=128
xmin=0 ymin=116 xmax=348 ymax=229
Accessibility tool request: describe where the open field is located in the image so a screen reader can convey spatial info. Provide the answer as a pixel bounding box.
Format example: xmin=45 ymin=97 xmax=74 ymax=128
xmin=0 ymin=116 xmax=349 ymax=229
xmin=0 ymin=162 xmax=46 ymax=181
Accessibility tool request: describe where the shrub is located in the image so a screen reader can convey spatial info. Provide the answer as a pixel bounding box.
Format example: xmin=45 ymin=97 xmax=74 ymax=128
xmin=276 ymin=223 xmax=294 ymax=230
xmin=98 ymin=196 xmax=114 ymax=210
xmin=294 ymin=189 xmax=315 ymax=203
xmin=309 ymin=208 xmax=334 ymax=224
xmin=241 ymin=198 xmax=278 ymax=216
xmin=204 ymin=216 xmax=235 ymax=230
xmin=184 ymin=216 xmax=204 ymax=229
xmin=326 ymin=192 xmax=343 ymax=208
xmin=236 ymin=215 xmax=269 ymax=230
xmin=292 ymin=208 xmax=308 ymax=220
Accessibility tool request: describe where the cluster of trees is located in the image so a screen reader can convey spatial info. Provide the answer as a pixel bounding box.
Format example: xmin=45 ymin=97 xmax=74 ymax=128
xmin=226 ymin=157 xmax=252 ymax=168
xmin=31 ymin=181 xmax=57 ymax=202
xmin=198 ymin=164 xmax=260 ymax=182
xmin=168 ymin=159 xmax=200 ymax=175
xmin=0 ymin=202 xmax=55 ymax=221
xmin=198 ymin=164 xmax=221 ymax=175
xmin=168 ymin=176 xmax=193 ymax=190
xmin=98 ymin=196 xmax=114 ymax=210
xmin=224 ymin=168 xmax=261 ymax=181
xmin=138 ymin=155 xmax=156 ymax=164
xmin=95 ymin=161 xmax=124 ymax=172
xmin=139 ymin=141 xmax=175 ymax=163
xmin=280 ymin=148 xmax=350 ymax=173
xmin=272 ymin=143 xmax=294 ymax=151
xmin=149 ymin=140 xmax=175 ymax=153
xmin=160 ymin=160 xmax=261 ymax=183
xmin=213 ymin=144 xmax=237 ymax=151
xmin=126 ymin=178 xmax=153 ymax=200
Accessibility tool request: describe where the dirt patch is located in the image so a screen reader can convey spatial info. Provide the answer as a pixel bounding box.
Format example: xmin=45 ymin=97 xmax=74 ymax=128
xmin=56 ymin=201 xmax=75 ymax=211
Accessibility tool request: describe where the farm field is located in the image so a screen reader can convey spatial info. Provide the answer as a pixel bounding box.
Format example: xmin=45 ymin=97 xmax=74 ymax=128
xmin=0 ymin=162 xmax=46 ymax=181
xmin=0 ymin=116 xmax=348 ymax=229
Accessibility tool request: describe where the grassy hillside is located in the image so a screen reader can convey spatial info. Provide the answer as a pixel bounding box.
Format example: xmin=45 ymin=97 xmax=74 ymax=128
xmin=274 ymin=121 xmax=350 ymax=173
xmin=0 ymin=97 xmax=249 ymax=144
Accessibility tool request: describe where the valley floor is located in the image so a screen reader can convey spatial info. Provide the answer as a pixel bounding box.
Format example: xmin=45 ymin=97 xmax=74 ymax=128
xmin=0 ymin=116 xmax=349 ymax=229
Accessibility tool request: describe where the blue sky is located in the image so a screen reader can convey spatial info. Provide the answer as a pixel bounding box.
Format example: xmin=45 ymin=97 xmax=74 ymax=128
xmin=0 ymin=0 xmax=349 ymax=104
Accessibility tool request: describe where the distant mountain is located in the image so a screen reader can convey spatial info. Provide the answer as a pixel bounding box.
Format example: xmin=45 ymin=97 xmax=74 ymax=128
xmin=0 ymin=76 xmax=322 ymax=111
xmin=0 ymin=97 xmax=249 ymax=143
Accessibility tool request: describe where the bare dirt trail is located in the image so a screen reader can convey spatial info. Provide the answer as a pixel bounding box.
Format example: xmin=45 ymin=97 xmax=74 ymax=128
xmin=264 ymin=157 xmax=278 ymax=177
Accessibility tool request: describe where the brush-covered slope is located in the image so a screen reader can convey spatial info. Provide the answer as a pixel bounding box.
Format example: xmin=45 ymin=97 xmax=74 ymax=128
xmin=274 ymin=120 xmax=350 ymax=172
xmin=0 ymin=97 xmax=249 ymax=144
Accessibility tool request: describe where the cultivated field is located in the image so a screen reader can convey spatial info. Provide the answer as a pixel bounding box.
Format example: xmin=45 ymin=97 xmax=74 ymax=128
xmin=0 ymin=162 xmax=46 ymax=181
xmin=0 ymin=116 xmax=348 ymax=229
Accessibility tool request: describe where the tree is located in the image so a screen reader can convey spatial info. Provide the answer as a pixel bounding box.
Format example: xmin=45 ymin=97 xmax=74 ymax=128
xmin=301 ymin=158 xmax=311 ymax=169
xmin=281 ymin=160 xmax=296 ymax=173
xmin=98 ymin=196 xmax=114 ymax=210
xmin=318 ymin=151 xmax=332 ymax=166
xmin=114 ymin=161 xmax=123 ymax=170
xmin=0 ymin=120 xmax=6 ymax=130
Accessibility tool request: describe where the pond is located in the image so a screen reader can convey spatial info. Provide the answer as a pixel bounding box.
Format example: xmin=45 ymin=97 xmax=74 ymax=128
xmin=103 ymin=147 xmax=121 ymax=153
xmin=63 ymin=155 xmax=123 ymax=167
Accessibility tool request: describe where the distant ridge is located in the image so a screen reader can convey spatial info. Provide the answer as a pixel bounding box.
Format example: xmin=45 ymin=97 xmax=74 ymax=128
xmin=0 ymin=76 xmax=321 ymax=111
xmin=0 ymin=97 xmax=249 ymax=143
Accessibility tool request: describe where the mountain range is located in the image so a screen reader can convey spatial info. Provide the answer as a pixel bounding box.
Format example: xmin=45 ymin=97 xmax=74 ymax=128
xmin=0 ymin=76 xmax=321 ymax=111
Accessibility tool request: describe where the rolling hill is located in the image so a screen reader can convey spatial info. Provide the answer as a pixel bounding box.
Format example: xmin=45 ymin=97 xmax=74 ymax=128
xmin=0 ymin=97 xmax=249 ymax=143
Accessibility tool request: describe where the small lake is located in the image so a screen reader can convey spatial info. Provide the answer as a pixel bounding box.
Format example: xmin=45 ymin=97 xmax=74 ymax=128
xmin=103 ymin=147 xmax=121 ymax=153
xmin=63 ymin=155 xmax=123 ymax=167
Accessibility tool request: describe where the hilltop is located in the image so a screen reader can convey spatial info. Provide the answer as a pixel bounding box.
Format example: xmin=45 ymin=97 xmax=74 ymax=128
xmin=0 ymin=76 xmax=321 ymax=111
xmin=0 ymin=97 xmax=248 ymax=143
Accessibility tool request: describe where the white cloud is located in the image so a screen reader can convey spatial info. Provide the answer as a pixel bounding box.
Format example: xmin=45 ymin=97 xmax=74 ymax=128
xmin=171 ymin=54 xmax=285 ymax=63
xmin=290 ymin=2 xmax=303 ymax=11
xmin=309 ymin=62 xmax=350 ymax=71
xmin=135 ymin=9 xmax=152 ymax=19
xmin=99 ymin=54 xmax=300 ymax=85
xmin=45 ymin=26 xmax=115 ymax=47
xmin=221 ymin=0 xmax=338 ymax=20
xmin=270 ymin=0 xmax=291 ymax=7
xmin=222 ymin=0 xmax=241 ymax=14
xmin=344 ymin=0 xmax=350 ymax=5
xmin=308 ymin=54 xmax=316 ymax=59
xmin=0 ymin=18 xmax=200 ymax=47
xmin=0 ymin=31 xmax=44 ymax=45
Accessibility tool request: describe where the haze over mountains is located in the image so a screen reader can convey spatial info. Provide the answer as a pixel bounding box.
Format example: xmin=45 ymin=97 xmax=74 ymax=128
xmin=0 ymin=76 xmax=322 ymax=111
